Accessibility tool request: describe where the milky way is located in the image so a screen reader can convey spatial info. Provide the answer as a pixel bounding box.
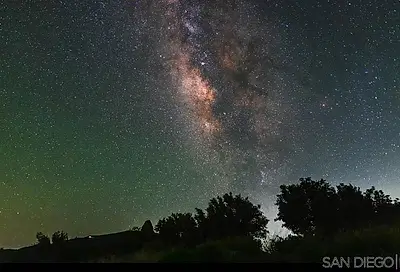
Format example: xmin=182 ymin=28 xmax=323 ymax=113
xmin=154 ymin=0 xmax=301 ymax=198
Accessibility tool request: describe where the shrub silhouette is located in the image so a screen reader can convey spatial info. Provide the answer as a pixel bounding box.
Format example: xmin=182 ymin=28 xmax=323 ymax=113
xmin=159 ymin=236 xmax=264 ymax=263
xmin=155 ymin=213 xmax=198 ymax=247
xmin=266 ymin=224 xmax=400 ymax=263
xmin=51 ymin=231 xmax=68 ymax=246
xmin=36 ymin=232 xmax=51 ymax=246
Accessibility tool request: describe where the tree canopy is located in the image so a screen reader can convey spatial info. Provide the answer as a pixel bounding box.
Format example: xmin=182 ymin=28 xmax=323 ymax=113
xmin=36 ymin=232 xmax=51 ymax=246
xmin=155 ymin=192 xmax=269 ymax=247
xmin=51 ymin=231 xmax=69 ymax=245
xmin=276 ymin=177 xmax=400 ymax=236
xmin=155 ymin=212 xmax=198 ymax=246
xmin=197 ymin=192 xmax=269 ymax=240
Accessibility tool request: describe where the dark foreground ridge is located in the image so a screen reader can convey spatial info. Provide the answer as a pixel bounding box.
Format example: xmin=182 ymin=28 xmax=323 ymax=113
xmin=0 ymin=230 xmax=145 ymax=263
xmin=2 ymin=177 xmax=400 ymax=264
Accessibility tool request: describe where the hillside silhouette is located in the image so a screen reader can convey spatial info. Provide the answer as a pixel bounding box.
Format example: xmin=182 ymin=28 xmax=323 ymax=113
xmin=1 ymin=177 xmax=400 ymax=263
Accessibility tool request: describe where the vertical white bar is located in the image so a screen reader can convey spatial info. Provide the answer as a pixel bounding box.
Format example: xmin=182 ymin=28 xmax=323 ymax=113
xmin=395 ymin=253 xmax=398 ymax=270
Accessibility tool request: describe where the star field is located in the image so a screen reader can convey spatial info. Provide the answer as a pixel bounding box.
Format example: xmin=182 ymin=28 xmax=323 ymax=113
xmin=1 ymin=0 xmax=399 ymax=248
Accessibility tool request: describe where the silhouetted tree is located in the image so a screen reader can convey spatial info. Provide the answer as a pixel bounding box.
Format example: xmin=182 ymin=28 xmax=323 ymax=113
xmin=194 ymin=208 xmax=207 ymax=242
xmin=365 ymin=186 xmax=400 ymax=225
xmin=197 ymin=192 xmax=269 ymax=241
xmin=51 ymin=231 xmax=68 ymax=246
xmin=131 ymin=226 xmax=141 ymax=232
xmin=36 ymin=232 xmax=51 ymax=246
xmin=335 ymin=183 xmax=374 ymax=231
xmin=141 ymin=220 xmax=155 ymax=241
xmin=155 ymin=213 xmax=198 ymax=247
xmin=276 ymin=177 xmax=400 ymax=237
xmin=275 ymin=177 xmax=338 ymax=236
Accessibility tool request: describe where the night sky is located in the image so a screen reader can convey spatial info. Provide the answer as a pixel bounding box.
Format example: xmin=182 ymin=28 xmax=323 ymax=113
xmin=2 ymin=0 xmax=399 ymax=248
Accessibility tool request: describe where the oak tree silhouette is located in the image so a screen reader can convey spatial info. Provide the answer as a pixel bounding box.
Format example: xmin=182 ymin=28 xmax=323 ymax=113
xmin=275 ymin=177 xmax=338 ymax=236
xmin=196 ymin=192 xmax=269 ymax=241
xmin=155 ymin=213 xmax=197 ymax=247
xmin=276 ymin=177 xmax=400 ymax=236
xmin=155 ymin=193 xmax=268 ymax=247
